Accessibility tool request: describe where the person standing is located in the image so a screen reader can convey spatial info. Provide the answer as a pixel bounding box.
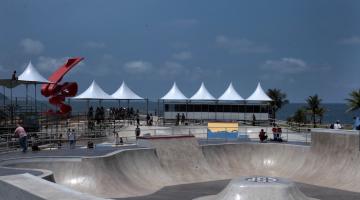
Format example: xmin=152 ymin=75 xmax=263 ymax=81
xmin=68 ymin=129 xmax=76 ymax=149
xmin=11 ymin=70 xmax=17 ymax=80
xmin=136 ymin=114 xmax=140 ymax=126
xmin=14 ymin=123 xmax=27 ymax=153
xmin=135 ymin=125 xmax=141 ymax=137
xmin=114 ymin=132 xmax=120 ymax=145
xmin=181 ymin=113 xmax=186 ymax=125
xmin=353 ymin=117 xmax=360 ymax=130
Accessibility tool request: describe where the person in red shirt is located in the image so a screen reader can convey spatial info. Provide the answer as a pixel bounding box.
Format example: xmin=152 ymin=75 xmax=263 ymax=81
xmin=14 ymin=123 xmax=28 ymax=153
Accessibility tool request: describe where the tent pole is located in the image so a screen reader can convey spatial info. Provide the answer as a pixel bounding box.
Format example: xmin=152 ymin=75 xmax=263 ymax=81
xmin=146 ymin=98 xmax=148 ymax=115
xmin=87 ymin=100 xmax=90 ymax=113
xmin=10 ymin=81 xmax=13 ymax=124
xmin=215 ymin=100 xmax=218 ymax=120
xmin=26 ymin=84 xmax=28 ymax=107
xmin=34 ymin=83 xmax=37 ymax=114
xmin=163 ymin=100 xmax=165 ymax=125
xmin=3 ymin=86 xmax=5 ymax=109
xmin=157 ymin=99 xmax=159 ymax=116
xmin=186 ymin=100 xmax=188 ymax=119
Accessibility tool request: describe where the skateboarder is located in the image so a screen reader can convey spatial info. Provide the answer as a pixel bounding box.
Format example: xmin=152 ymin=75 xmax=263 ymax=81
xmin=14 ymin=123 xmax=27 ymax=153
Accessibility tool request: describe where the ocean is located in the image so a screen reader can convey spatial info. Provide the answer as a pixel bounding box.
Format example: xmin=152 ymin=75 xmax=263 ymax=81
xmin=277 ymin=103 xmax=360 ymax=124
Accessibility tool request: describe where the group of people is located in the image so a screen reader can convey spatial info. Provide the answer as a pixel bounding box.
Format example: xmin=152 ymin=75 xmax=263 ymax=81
xmin=109 ymin=107 xmax=137 ymax=120
xmin=176 ymin=113 xmax=186 ymax=126
xmin=329 ymin=117 xmax=360 ymax=130
xmin=259 ymin=124 xmax=283 ymax=143
xmin=87 ymin=106 xmax=106 ymax=123
xmin=330 ymin=120 xmax=342 ymax=129
xmin=14 ymin=123 xmax=78 ymax=153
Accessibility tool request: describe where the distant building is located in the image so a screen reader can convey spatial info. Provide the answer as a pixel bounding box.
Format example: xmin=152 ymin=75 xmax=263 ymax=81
xmin=161 ymin=82 xmax=271 ymax=121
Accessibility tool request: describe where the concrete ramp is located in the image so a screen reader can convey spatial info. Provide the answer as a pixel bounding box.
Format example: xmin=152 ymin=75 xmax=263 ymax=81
xmin=138 ymin=135 xmax=220 ymax=182
xmin=0 ymin=173 xmax=105 ymax=200
xmin=3 ymin=130 xmax=360 ymax=199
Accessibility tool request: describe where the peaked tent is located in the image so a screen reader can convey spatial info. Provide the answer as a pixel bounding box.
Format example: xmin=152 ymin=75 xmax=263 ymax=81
xmin=246 ymin=82 xmax=272 ymax=101
xmin=18 ymin=62 xmax=50 ymax=84
xmin=218 ymin=82 xmax=244 ymax=101
xmin=190 ymin=82 xmax=216 ymax=100
xmin=161 ymin=82 xmax=188 ymax=100
xmin=74 ymin=80 xmax=113 ymax=100
xmin=0 ymin=61 xmax=52 ymax=113
xmin=111 ymin=81 xmax=147 ymax=113
xmin=111 ymin=81 xmax=143 ymax=100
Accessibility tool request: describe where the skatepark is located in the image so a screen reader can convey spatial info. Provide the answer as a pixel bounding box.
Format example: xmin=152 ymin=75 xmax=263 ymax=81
xmin=0 ymin=128 xmax=360 ymax=200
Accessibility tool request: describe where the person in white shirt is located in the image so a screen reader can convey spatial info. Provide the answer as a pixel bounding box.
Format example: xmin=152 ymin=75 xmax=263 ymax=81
xmin=334 ymin=120 xmax=342 ymax=129
xmin=68 ymin=129 xmax=76 ymax=149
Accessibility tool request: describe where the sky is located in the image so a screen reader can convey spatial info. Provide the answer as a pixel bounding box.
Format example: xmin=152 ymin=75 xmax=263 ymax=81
xmin=0 ymin=0 xmax=360 ymax=103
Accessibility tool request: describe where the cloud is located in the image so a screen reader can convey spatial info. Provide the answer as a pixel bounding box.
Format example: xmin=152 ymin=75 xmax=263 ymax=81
xmin=123 ymin=60 xmax=152 ymax=73
xmin=339 ymin=36 xmax=360 ymax=45
xmin=174 ymin=19 xmax=199 ymax=28
xmin=20 ymin=38 xmax=44 ymax=54
xmin=216 ymin=35 xmax=271 ymax=53
xmin=159 ymin=61 xmax=186 ymax=76
xmin=260 ymin=58 xmax=309 ymax=74
xmin=171 ymin=42 xmax=190 ymax=49
xmin=84 ymin=41 xmax=106 ymax=48
xmin=36 ymin=56 xmax=68 ymax=72
xmin=157 ymin=61 xmax=222 ymax=81
xmin=172 ymin=51 xmax=192 ymax=60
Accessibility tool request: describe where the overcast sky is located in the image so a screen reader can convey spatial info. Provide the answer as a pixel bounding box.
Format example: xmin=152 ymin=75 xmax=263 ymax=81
xmin=1 ymin=0 xmax=360 ymax=103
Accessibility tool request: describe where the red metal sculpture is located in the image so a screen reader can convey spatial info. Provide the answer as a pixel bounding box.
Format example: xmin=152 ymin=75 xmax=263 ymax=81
xmin=41 ymin=57 xmax=84 ymax=115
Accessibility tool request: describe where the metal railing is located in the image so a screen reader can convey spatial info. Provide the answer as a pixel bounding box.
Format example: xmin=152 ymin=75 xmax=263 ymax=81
xmin=0 ymin=112 xmax=312 ymax=152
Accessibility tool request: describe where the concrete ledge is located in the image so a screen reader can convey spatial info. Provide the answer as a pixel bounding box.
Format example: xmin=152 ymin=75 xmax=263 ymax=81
xmin=0 ymin=173 xmax=107 ymax=200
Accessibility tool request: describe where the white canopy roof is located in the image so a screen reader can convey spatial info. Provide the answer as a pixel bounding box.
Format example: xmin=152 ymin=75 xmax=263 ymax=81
xmin=73 ymin=80 xmax=113 ymax=100
xmin=18 ymin=61 xmax=50 ymax=83
xmin=161 ymin=82 xmax=188 ymax=100
xmin=190 ymin=82 xmax=216 ymax=100
xmin=111 ymin=81 xmax=143 ymax=100
xmin=218 ymin=82 xmax=244 ymax=101
xmin=246 ymin=82 xmax=272 ymax=101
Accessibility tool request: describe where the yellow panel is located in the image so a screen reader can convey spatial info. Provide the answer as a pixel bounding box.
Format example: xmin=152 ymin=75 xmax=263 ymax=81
xmin=208 ymin=122 xmax=239 ymax=132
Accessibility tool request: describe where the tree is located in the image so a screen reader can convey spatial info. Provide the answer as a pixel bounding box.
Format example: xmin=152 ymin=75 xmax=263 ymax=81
xmin=292 ymin=108 xmax=307 ymax=124
xmin=306 ymin=94 xmax=322 ymax=128
xmin=346 ymin=89 xmax=360 ymax=112
xmin=316 ymin=107 xmax=326 ymax=125
xmin=267 ymin=88 xmax=289 ymax=121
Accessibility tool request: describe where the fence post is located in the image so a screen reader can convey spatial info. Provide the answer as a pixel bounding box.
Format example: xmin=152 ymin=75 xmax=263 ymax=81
xmin=287 ymin=128 xmax=289 ymax=142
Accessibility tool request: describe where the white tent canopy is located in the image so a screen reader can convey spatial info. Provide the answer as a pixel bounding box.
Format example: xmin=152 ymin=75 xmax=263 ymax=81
xmin=18 ymin=61 xmax=50 ymax=83
xmin=246 ymin=82 xmax=272 ymax=101
xmin=190 ymin=82 xmax=216 ymax=100
xmin=111 ymin=81 xmax=143 ymax=100
xmin=218 ymin=82 xmax=244 ymax=101
xmin=73 ymin=80 xmax=113 ymax=100
xmin=161 ymin=82 xmax=188 ymax=100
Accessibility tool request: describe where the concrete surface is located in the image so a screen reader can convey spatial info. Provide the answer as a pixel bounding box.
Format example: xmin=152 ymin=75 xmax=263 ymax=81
xmin=1 ymin=129 xmax=360 ymax=199
xmin=117 ymin=180 xmax=360 ymax=200
xmin=0 ymin=173 xmax=105 ymax=200
xmin=194 ymin=177 xmax=317 ymax=200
